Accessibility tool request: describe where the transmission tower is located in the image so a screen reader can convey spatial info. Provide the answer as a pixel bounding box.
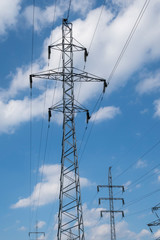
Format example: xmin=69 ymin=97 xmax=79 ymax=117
xmin=148 ymin=203 xmax=160 ymax=240
xmin=30 ymin=18 xmax=107 ymax=240
xmin=29 ymin=223 xmax=45 ymax=240
xmin=97 ymin=167 xmax=124 ymax=240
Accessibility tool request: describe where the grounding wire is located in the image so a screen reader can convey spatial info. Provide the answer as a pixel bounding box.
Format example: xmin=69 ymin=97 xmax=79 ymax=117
xmin=66 ymin=0 xmax=72 ymax=20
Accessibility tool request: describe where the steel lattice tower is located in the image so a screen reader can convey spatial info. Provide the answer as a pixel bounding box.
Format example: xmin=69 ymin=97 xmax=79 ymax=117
xmin=148 ymin=203 xmax=160 ymax=240
xmin=97 ymin=167 xmax=124 ymax=240
xmin=30 ymin=18 xmax=107 ymax=240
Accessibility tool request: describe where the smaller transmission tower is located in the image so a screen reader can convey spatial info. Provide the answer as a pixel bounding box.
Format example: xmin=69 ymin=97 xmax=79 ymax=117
xmin=97 ymin=167 xmax=124 ymax=240
xmin=148 ymin=203 xmax=160 ymax=240
xmin=29 ymin=223 xmax=45 ymax=240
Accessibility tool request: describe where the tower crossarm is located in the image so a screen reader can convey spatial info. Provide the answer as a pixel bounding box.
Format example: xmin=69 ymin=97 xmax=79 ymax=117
xmin=97 ymin=185 xmax=124 ymax=193
xmin=99 ymin=197 xmax=124 ymax=205
xmin=152 ymin=203 xmax=160 ymax=213
xmin=30 ymin=68 xmax=107 ymax=92
xmin=148 ymin=219 xmax=160 ymax=227
xmin=100 ymin=210 xmax=124 ymax=218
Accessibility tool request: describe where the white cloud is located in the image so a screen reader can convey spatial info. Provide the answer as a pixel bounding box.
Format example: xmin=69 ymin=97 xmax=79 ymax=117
xmin=0 ymin=0 xmax=21 ymax=36
xmin=23 ymin=4 xmax=65 ymax=32
xmin=23 ymin=0 xmax=95 ymax=32
xmin=82 ymin=205 xmax=151 ymax=240
xmin=1 ymin=0 xmax=160 ymax=133
xmin=12 ymin=164 xmax=91 ymax=208
xmin=154 ymin=229 xmax=160 ymax=238
xmin=18 ymin=226 xmax=26 ymax=231
xmin=154 ymin=99 xmax=160 ymax=118
xmin=140 ymin=108 xmax=148 ymax=114
xmin=136 ymin=72 xmax=160 ymax=95
xmin=136 ymin=159 xmax=147 ymax=169
xmin=36 ymin=221 xmax=46 ymax=229
xmin=124 ymin=180 xmax=132 ymax=190
xmin=71 ymin=0 xmax=95 ymax=16
xmin=90 ymin=106 xmax=120 ymax=123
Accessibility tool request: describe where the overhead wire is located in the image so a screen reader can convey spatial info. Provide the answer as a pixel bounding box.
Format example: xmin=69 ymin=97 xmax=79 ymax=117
xmin=77 ymin=0 xmax=107 ymax=162
xmin=114 ymin=138 xmax=160 ymax=181
xmin=35 ymin=123 xmax=50 ymax=221
xmin=67 ymin=0 xmax=72 ymax=20
xmin=33 ymin=0 xmax=58 ymax=227
xmin=107 ymin=0 xmax=151 ymax=84
xmin=77 ymin=0 xmax=151 ymax=166
xmin=29 ymin=0 xmax=35 ymax=232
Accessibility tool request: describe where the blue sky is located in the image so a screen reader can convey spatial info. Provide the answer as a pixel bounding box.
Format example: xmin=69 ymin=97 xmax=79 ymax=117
xmin=0 ymin=0 xmax=160 ymax=239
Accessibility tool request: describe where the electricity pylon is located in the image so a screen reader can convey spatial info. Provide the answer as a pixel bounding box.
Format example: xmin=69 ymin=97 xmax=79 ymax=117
xmin=29 ymin=223 xmax=45 ymax=240
xmin=97 ymin=167 xmax=124 ymax=240
xmin=30 ymin=18 xmax=107 ymax=240
xmin=148 ymin=203 xmax=160 ymax=240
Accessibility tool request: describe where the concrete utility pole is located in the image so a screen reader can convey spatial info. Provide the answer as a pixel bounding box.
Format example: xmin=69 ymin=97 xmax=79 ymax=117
xmin=97 ymin=167 xmax=124 ymax=240
xmin=30 ymin=18 xmax=107 ymax=240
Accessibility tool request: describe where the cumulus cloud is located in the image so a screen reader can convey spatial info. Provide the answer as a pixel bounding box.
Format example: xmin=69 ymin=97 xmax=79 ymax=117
xmin=82 ymin=205 xmax=151 ymax=240
xmin=90 ymin=106 xmax=120 ymax=123
xmin=18 ymin=226 xmax=26 ymax=231
xmin=1 ymin=0 xmax=160 ymax=133
xmin=22 ymin=0 xmax=95 ymax=31
xmin=11 ymin=164 xmax=91 ymax=208
xmin=136 ymin=71 xmax=160 ymax=95
xmin=0 ymin=0 xmax=21 ymax=36
xmin=154 ymin=229 xmax=160 ymax=239
xmin=136 ymin=159 xmax=147 ymax=169
xmin=153 ymin=99 xmax=160 ymax=118
xmin=36 ymin=221 xmax=46 ymax=229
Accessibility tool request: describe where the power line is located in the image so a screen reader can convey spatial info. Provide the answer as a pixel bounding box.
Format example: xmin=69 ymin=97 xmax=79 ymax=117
xmin=88 ymin=0 xmax=106 ymax=54
xmin=29 ymin=0 xmax=35 ymax=232
xmin=114 ymin=138 xmax=160 ymax=181
xmin=107 ymin=0 xmax=151 ymax=84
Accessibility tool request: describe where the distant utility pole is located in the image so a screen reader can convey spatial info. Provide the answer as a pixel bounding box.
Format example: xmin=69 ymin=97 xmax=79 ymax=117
xmin=29 ymin=223 xmax=45 ymax=240
xmin=97 ymin=167 xmax=124 ymax=240
xmin=148 ymin=203 xmax=160 ymax=240
xmin=30 ymin=18 xmax=107 ymax=240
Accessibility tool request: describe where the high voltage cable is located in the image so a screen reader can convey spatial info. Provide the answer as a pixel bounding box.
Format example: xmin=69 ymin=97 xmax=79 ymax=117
xmin=35 ymin=123 xmax=50 ymax=221
xmin=29 ymin=0 xmax=35 ymax=232
xmin=112 ymin=119 xmax=159 ymax=171
xmin=33 ymin=0 xmax=58 ymax=227
xmin=88 ymin=0 xmax=106 ymax=54
xmin=114 ymin=138 xmax=160 ymax=181
xmin=107 ymin=0 xmax=151 ymax=84
xmin=77 ymin=0 xmax=150 ymax=164
xmin=122 ymin=188 xmax=160 ymax=210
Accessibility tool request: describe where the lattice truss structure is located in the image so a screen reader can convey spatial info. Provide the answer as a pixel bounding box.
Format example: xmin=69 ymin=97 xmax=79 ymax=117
xmin=97 ymin=167 xmax=124 ymax=240
xmin=30 ymin=18 xmax=107 ymax=240
xmin=148 ymin=203 xmax=160 ymax=240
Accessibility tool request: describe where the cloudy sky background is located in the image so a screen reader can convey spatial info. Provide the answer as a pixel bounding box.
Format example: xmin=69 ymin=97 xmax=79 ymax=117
xmin=0 ymin=0 xmax=160 ymax=239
